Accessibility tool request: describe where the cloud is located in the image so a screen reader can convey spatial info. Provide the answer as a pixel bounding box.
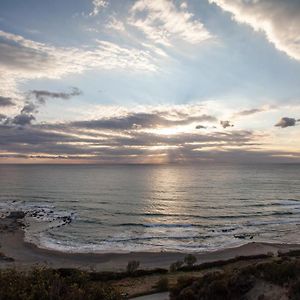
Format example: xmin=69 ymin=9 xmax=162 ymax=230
xmin=0 ymin=30 xmax=158 ymax=97
xmin=71 ymin=111 xmax=217 ymax=130
xmin=209 ymin=0 xmax=300 ymax=60
xmin=275 ymin=117 xmax=298 ymax=128
xmin=1 ymin=87 xmax=82 ymax=127
xmin=220 ymin=120 xmax=234 ymax=128
xmin=234 ymin=108 xmax=265 ymax=117
xmin=12 ymin=114 xmax=35 ymax=126
xmin=195 ymin=125 xmax=207 ymax=129
xmin=21 ymin=102 xmax=38 ymax=114
xmin=106 ymin=17 xmax=126 ymax=32
xmin=89 ymin=0 xmax=108 ymax=16
xmin=0 ymin=96 xmax=15 ymax=106
xmin=1 ymin=106 xmax=299 ymax=163
xmin=30 ymin=87 xmax=82 ymax=104
xmin=0 ymin=103 xmax=299 ymax=163
xmin=0 ymin=119 xmax=264 ymax=163
xmin=129 ymin=0 xmax=212 ymax=46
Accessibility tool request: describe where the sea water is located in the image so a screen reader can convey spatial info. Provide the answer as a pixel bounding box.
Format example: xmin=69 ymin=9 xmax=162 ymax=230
xmin=0 ymin=163 xmax=299 ymax=253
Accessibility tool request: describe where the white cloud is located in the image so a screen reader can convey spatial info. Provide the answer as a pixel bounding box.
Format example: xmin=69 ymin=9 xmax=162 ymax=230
xmin=0 ymin=30 xmax=157 ymax=100
xmin=106 ymin=17 xmax=126 ymax=32
xmin=129 ymin=0 xmax=212 ymax=46
xmin=89 ymin=0 xmax=108 ymax=16
xmin=209 ymin=0 xmax=300 ymax=60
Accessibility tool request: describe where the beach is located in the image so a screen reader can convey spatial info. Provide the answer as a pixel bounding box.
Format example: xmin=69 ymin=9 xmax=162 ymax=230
xmin=1 ymin=213 xmax=300 ymax=272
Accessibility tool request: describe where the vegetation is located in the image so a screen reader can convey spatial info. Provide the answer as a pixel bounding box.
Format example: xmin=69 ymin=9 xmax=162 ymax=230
xmin=155 ymin=277 xmax=169 ymax=292
xmin=0 ymin=267 xmax=123 ymax=300
xmin=183 ymin=254 xmax=197 ymax=267
xmin=3 ymin=254 xmax=300 ymax=300
xmin=170 ymin=258 xmax=300 ymax=300
xmin=170 ymin=260 xmax=184 ymax=272
xmin=126 ymin=260 xmax=140 ymax=274
xmin=62 ymin=266 xmax=167 ymax=282
xmin=177 ymin=253 xmax=272 ymax=272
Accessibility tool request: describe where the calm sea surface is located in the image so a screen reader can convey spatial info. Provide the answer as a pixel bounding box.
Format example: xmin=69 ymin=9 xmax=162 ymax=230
xmin=0 ymin=164 xmax=300 ymax=253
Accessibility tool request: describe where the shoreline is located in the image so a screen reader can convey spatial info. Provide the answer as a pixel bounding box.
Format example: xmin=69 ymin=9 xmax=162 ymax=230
xmin=1 ymin=214 xmax=300 ymax=271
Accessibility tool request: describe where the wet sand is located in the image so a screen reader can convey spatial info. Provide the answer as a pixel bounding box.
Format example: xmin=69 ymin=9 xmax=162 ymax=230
xmin=1 ymin=215 xmax=300 ymax=271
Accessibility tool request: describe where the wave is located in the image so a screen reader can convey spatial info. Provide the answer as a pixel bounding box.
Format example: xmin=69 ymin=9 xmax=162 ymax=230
xmin=114 ymin=210 xmax=297 ymax=220
xmin=116 ymin=223 xmax=205 ymax=228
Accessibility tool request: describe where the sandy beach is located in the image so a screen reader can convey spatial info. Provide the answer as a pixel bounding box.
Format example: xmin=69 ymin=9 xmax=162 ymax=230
xmin=1 ymin=213 xmax=300 ymax=272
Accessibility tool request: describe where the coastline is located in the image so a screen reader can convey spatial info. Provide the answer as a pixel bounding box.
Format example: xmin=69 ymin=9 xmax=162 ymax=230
xmin=1 ymin=214 xmax=300 ymax=271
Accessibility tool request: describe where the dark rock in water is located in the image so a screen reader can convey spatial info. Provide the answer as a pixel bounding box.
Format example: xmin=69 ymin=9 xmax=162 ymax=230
xmin=222 ymin=228 xmax=236 ymax=233
xmin=234 ymin=233 xmax=254 ymax=240
xmin=7 ymin=211 xmax=25 ymax=219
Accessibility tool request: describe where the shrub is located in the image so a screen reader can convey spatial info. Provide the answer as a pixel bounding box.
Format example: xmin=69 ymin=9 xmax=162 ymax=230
xmin=279 ymin=250 xmax=300 ymax=258
xmin=126 ymin=260 xmax=140 ymax=274
xmin=170 ymin=276 xmax=198 ymax=298
xmin=183 ymin=254 xmax=197 ymax=267
xmin=178 ymin=287 xmax=197 ymax=300
xmin=0 ymin=267 xmax=122 ymax=300
xmin=170 ymin=261 xmax=184 ymax=272
xmin=155 ymin=277 xmax=169 ymax=292
xmin=289 ymin=279 xmax=300 ymax=300
xmin=259 ymin=260 xmax=299 ymax=285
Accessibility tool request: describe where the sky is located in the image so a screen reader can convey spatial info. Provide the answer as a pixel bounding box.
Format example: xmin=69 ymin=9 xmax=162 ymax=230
xmin=0 ymin=0 xmax=300 ymax=164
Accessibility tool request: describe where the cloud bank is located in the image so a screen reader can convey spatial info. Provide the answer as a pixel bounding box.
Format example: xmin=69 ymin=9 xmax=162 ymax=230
xmin=1 ymin=103 xmax=298 ymax=163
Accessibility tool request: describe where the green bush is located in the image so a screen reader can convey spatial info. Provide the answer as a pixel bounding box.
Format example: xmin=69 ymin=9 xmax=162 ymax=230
xmin=183 ymin=254 xmax=197 ymax=267
xmin=126 ymin=260 xmax=140 ymax=274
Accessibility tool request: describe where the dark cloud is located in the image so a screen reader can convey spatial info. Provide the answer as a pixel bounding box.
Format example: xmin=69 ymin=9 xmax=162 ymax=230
xmin=220 ymin=120 xmax=234 ymax=128
xmin=30 ymin=87 xmax=82 ymax=104
xmin=72 ymin=112 xmax=217 ymax=130
xmin=0 ymin=107 xmax=298 ymax=163
xmin=0 ymin=118 xmax=259 ymax=157
xmin=234 ymin=108 xmax=265 ymax=117
xmin=0 ymin=87 xmax=83 ymax=128
xmin=275 ymin=117 xmax=298 ymax=128
xmin=12 ymin=114 xmax=35 ymax=126
xmin=195 ymin=125 xmax=207 ymax=129
xmin=21 ymin=102 xmax=38 ymax=114
xmin=0 ymin=118 xmax=298 ymax=163
xmin=0 ymin=96 xmax=15 ymax=106
xmin=0 ymin=36 xmax=51 ymax=72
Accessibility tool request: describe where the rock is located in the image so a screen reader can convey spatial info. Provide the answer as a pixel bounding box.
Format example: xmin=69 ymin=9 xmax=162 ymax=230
xmin=7 ymin=211 xmax=25 ymax=219
xmin=234 ymin=233 xmax=254 ymax=240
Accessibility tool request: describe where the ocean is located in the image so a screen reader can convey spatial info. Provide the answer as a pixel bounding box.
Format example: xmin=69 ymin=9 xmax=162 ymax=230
xmin=0 ymin=163 xmax=299 ymax=253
